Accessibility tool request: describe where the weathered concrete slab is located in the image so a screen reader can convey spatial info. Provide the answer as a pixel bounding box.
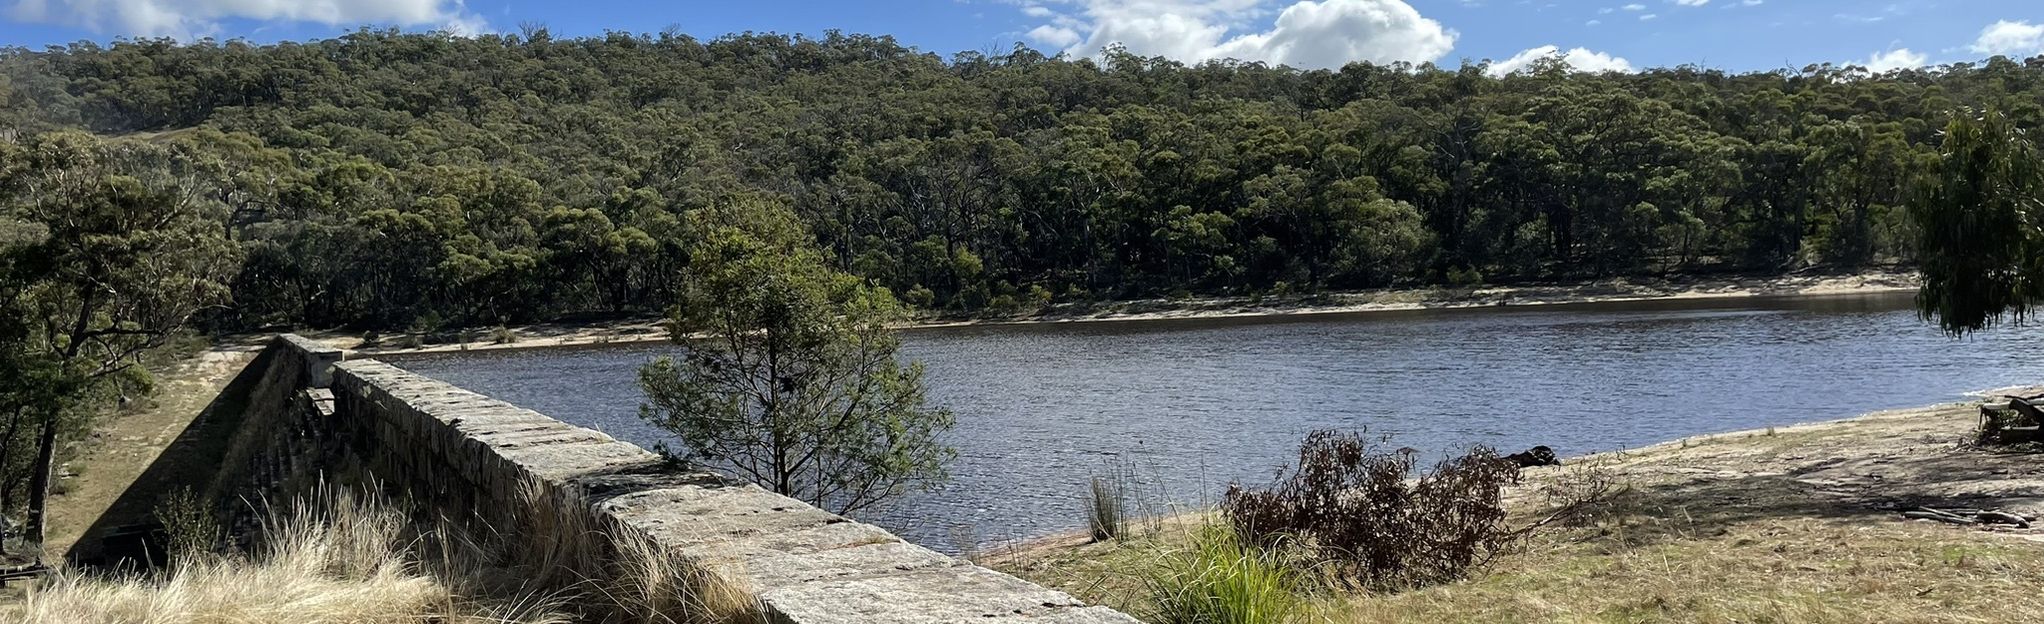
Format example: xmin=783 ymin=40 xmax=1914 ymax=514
xmin=759 ymin=562 xmax=1135 ymax=623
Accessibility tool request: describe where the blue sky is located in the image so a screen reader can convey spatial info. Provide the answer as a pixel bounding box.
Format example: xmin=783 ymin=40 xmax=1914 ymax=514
xmin=0 ymin=1 xmax=2039 ymax=73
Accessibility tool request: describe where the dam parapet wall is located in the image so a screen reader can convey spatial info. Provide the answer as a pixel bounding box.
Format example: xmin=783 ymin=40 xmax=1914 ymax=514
xmin=215 ymin=335 xmax=1137 ymax=623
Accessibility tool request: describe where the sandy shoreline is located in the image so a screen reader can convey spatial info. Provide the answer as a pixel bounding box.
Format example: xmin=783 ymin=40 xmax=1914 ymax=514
xmin=310 ymin=270 xmax=1919 ymax=356
xmin=991 ymin=385 xmax=2044 ymax=563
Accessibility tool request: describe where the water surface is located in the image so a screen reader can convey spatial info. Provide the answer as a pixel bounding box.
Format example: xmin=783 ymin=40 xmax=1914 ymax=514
xmin=393 ymin=293 xmax=2044 ymax=551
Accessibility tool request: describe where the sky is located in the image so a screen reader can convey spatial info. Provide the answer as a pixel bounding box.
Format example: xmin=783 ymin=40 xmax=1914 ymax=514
xmin=0 ymin=0 xmax=2040 ymax=75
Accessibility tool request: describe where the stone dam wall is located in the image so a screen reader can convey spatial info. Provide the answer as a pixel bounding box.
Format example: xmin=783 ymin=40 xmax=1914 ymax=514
xmin=216 ymin=334 xmax=1139 ymax=623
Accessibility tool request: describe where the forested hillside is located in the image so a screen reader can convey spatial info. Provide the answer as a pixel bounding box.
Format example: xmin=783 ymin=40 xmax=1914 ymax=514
xmin=3 ymin=29 xmax=2040 ymax=331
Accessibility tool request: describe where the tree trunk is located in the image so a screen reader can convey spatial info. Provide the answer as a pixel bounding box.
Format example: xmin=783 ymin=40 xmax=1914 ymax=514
xmin=24 ymin=414 xmax=58 ymax=561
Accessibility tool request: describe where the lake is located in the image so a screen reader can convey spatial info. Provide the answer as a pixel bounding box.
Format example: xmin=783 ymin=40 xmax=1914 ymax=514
xmin=391 ymin=292 xmax=2044 ymax=552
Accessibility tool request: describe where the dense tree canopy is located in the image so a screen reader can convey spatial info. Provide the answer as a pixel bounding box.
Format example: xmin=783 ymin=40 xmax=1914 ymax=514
xmin=0 ymin=131 xmax=238 ymax=551
xmin=0 ymin=30 xmax=2038 ymax=332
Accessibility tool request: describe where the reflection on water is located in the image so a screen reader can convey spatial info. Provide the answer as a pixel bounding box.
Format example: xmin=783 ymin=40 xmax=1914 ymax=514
xmin=392 ymin=293 xmax=2044 ymax=552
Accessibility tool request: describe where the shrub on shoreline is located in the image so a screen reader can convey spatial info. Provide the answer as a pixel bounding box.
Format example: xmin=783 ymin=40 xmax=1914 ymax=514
xmin=1221 ymin=430 xmax=1521 ymax=590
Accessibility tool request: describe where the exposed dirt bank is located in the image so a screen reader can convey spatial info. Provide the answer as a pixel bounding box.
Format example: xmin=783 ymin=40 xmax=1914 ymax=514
xmin=313 ymin=271 xmax=1921 ymax=356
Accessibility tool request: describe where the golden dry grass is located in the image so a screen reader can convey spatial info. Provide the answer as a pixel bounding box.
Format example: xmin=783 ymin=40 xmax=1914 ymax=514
xmin=6 ymin=483 xmax=765 ymax=624
xmin=502 ymin=479 xmax=764 ymax=624
xmin=6 ymin=487 xmax=570 ymax=624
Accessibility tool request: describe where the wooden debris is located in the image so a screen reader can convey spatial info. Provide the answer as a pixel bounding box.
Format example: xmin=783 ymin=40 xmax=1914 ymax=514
xmin=1975 ymin=511 xmax=2033 ymax=528
xmin=1901 ymin=506 xmax=2034 ymax=529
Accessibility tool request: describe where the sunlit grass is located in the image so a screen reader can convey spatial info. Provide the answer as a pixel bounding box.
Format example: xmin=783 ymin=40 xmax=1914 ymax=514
xmin=7 ymin=483 xmax=766 ymax=624
xmin=1142 ymin=523 xmax=1303 ymax=624
xmin=8 ymin=487 xmax=570 ymax=624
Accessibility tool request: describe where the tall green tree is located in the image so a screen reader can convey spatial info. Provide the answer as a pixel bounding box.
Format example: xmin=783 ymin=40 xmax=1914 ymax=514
xmin=0 ymin=132 xmax=239 ymax=553
xmin=1912 ymin=109 xmax=2044 ymax=335
xmin=637 ymin=200 xmax=954 ymax=515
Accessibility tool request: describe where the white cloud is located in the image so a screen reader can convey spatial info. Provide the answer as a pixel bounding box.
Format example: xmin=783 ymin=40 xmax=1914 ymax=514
xmin=7 ymin=0 xmax=487 ymax=39
xmin=1027 ymin=24 xmax=1083 ymax=48
xmin=1024 ymin=0 xmax=1457 ymax=69
xmin=1857 ymin=48 xmax=1927 ymax=72
xmin=1969 ymin=20 xmax=2044 ymax=57
xmin=1671 ymin=0 xmax=1707 ymax=6
xmin=1485 ymin=44 xmax=1633 ymax=76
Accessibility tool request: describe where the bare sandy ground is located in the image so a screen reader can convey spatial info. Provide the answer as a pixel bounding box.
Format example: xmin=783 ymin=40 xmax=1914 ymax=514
xmin=318 ymin=271 xmax=1921 ymax=356
xmin=994 ymin=389 xmax=2044 ymax=565
xmin=994 ymin=393 xmax=2044 ymax=622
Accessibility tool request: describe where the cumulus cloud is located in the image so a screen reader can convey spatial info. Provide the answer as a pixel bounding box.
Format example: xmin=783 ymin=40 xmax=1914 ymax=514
xmin=1024 ymin=0 xmax=1457 ymax=69
xmin=1969 ymin=20 xmax=2044 ymax=57
xmin=1485 ymin=44 xmax=1633 ymax=77
xmin=8 ymin=0 xmax=488 ymax=39
xmin=1026 ymin=24 xmax=1083 ymax=48
xmin=1857 ymin=48 xmax=1927 ymax=72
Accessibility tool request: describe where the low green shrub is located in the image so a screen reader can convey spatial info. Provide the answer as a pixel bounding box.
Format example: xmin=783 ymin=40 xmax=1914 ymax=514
xmin=153 ymin=486 xmax=219 ymax=561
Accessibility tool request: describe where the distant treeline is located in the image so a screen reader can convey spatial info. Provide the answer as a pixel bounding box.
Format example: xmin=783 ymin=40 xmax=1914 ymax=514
xmin=2 ymin=30 xmax=2038 ymax=330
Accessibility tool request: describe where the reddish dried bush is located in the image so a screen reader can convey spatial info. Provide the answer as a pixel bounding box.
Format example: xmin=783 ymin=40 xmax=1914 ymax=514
xmin=1221 ymin=430 xmax=1522 ymax=590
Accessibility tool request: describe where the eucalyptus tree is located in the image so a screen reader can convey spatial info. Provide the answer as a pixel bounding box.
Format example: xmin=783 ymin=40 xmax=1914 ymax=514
xmin=0 ymin=132 xmax=239 ymax=552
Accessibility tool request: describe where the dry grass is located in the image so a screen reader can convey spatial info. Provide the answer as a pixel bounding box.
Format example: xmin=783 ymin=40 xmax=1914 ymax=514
xmin=6 ymin=486 xmax=570 ymax=624
xmin=996 ymin=402 xmax=2044 ymax=623
xmin=7 ymin=481 xmax=766 ymax=624
xmin=1003 ymin=494 xmax=2044 ymax=624
xmin=1318 ymin=517 xmax=2044 ymax=624
xmin=598 ymin=528 xmax=761 ymax=624
xmin=498 ymin=479 xmax=764 ymax=624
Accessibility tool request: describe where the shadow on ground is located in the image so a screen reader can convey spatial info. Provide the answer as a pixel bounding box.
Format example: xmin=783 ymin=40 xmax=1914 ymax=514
xmin=1544 ymin=422 xmax=2044 ymax=550
xmin=62 ymin=345 xmax=274 ymax=569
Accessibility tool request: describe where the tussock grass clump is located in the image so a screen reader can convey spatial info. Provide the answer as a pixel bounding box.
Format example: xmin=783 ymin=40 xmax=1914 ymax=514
xmin=604 ymin=528 xmax=762 ymax=624
xmin=502 ymin=479 xmax=763 ymax=624
xmin=1143 ymin=523 xmax=1302 ymax=624
xmin=12 ymin=481 xmax=765 ymax=624
xmin=1085 ymin=462 xmax=1134 ymax=543
xmin=11 ymin=486 xmax=570 ymax=624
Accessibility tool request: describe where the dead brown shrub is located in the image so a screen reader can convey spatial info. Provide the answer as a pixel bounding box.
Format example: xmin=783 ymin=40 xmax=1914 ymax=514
xmin=1220 ymin=430 xmax=1522 ymax=590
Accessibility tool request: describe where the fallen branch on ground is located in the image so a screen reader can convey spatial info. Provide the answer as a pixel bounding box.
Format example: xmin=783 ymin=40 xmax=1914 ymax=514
xmin=1901 ymin=506 xmax=2034 ymax=529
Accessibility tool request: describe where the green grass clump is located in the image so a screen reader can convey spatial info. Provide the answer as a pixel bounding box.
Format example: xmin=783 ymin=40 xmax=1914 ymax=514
xmin=1085 ymin=465 xmax=1131 ymax=542
xmin=1144 ymin=524 xmax=1302 ymax=624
